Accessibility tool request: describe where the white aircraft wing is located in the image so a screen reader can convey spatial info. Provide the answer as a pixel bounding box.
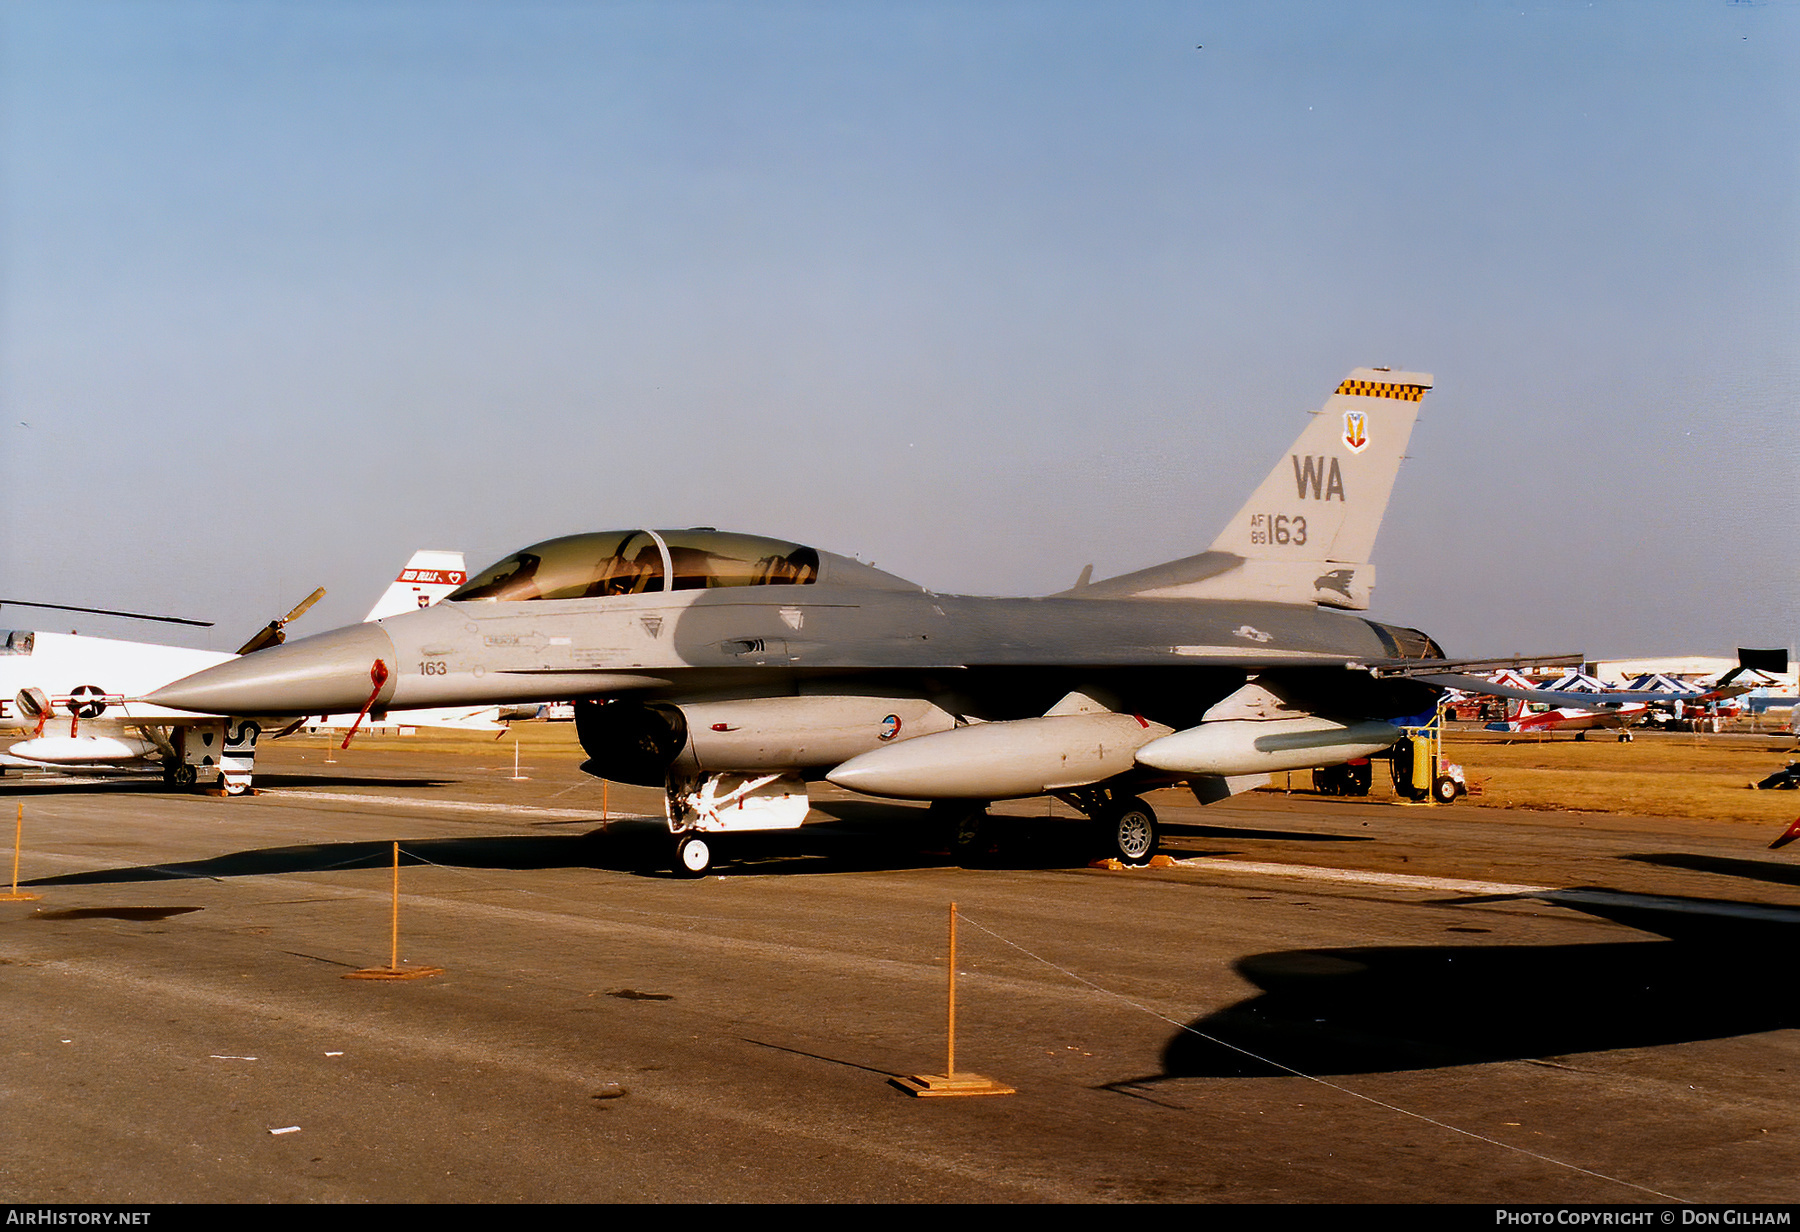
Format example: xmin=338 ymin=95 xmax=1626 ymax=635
xmin=1413 ymin=673 xmax=1697 ymax=710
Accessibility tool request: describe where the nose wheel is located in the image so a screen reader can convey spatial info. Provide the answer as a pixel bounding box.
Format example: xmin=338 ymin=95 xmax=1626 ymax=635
xmin=673 ymin=833 xmax=715 ymax=878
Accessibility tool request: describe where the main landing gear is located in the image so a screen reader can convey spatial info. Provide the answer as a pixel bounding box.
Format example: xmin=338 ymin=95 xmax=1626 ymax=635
xmin=1103 ymin=797 xmax=1160 ymax=866
xmin=925 ymin=791 xmax=1161 ymax=867
xmin=929 ymin=800 xmax=993 ymax=864
xmin=1312 ymin=760 xmax=1373 ymax=797
xmin=1056 ymin=788 xmax=1161 ymax=866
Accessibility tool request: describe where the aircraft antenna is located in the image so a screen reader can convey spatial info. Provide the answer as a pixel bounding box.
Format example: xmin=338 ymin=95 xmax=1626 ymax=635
xmin=0 ymin=600 xmax=212 ymax=627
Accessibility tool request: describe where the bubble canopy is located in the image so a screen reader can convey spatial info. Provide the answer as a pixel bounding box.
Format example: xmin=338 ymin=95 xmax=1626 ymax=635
xmin=447 ymin=530 xmax=821 ymax=602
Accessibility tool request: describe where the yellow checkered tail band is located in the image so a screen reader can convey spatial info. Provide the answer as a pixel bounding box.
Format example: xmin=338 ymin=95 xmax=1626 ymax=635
xmin=1335 ymin=379 xmax=1425 ymax=401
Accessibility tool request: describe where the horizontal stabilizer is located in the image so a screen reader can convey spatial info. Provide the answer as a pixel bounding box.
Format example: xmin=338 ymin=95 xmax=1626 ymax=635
xmin=1060 ymin=551 xmax=1241 ymax=599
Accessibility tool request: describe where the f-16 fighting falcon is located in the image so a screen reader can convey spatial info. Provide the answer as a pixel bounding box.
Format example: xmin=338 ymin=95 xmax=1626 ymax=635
xmin=152 ymin=368 xmax=1499 ymax=874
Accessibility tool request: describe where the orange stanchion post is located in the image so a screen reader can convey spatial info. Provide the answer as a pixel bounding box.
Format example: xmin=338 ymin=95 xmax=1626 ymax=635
xmin=2 ymin=803 xmax=40 ymax=902
xmin=345 ymin=841 xmax=442 ymax=980
xmin=893 ymin=902 xmax=1012 ymax=1097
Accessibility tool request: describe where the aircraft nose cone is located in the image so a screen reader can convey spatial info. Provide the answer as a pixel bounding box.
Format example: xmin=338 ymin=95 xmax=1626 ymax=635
xmin=147 ymin=622 xmax=399 ymax=716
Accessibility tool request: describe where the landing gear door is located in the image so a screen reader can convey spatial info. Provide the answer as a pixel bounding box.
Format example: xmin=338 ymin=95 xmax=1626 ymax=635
xmin=177 ymin=721 xmax=224 ymax=785
xmin=667 ymin=772 xmax=809 ymax=834
xmin=176 ymin=718 xmax=260 ymax=794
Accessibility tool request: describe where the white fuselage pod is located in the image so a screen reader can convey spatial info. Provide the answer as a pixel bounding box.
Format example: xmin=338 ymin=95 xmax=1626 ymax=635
xmin=1134 ymin=716 xmax=1400 ymax=776
xmin=826 ymin=712 xmax=1174 ymax=801
xmin=8 ymin=735 xmax=162 ymax=764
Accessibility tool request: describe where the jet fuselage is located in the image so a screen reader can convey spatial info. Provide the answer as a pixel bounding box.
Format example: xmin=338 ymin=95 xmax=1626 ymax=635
xmin=147 ymin=555 xmax=1439 ymax=730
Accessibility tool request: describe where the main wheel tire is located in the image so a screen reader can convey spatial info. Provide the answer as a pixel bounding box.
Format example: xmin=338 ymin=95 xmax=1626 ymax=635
xmin=1431 ymin=774 xmax=1459 ymax=805
xmin=1102 ymin=797 xmax=1159 ymax=866
xmin=673 ymin=834 xmax=713 ymax=878
xmin=929 ymin=801 xmax=991 ymax=863
xmin=1346 ymin=762 xmax=1373 ymax=797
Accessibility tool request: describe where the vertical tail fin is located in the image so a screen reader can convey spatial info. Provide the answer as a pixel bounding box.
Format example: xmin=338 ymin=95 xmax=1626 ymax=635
xmin=1200 ymin=367 xmax=1430 ymax=609
xmin=1072 ymin=368 xmax=1430 ymax=608
xmin=363 ymin=551 xmax=468 ymax=622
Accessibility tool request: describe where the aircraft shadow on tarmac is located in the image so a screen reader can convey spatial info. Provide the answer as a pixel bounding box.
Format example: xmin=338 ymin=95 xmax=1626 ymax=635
xmin=254 ymin=773 xmax=456 ymax=791
xmin=23 ymin=832 xmax=645 ymax=885
xmin=808 ymin=800 xmax=1373 ymax=847
xmin=0 ymin=774 xmax=453 ymax=796
xmin=1134 ymin=892 xmax=1799 ymax=1080
xmin=22 ymin=816 xmax=975 ymax=885
xmin=1622 ymin=852 xmax=1800 ymax=890
xmin=23 ymin=801 xmax=1388 ymax=888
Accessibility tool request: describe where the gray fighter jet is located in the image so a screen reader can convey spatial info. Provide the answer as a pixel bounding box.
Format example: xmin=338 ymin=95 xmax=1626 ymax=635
xmin=151 ymin=368 xmax=1466 ymax=874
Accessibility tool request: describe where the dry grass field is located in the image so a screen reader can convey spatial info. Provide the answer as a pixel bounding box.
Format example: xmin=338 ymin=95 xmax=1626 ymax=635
xmin=1441 ymin=728 xmax=1800 ymax=828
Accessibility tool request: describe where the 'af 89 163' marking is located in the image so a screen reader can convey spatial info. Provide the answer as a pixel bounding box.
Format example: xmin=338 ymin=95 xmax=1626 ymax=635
xmin=1248 ymin=512 xmax=1308 ymax=546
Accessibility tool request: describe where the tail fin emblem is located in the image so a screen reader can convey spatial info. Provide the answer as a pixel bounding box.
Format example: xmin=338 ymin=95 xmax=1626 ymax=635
xmin=1343 ymin=410 xmax=1368 ymax=454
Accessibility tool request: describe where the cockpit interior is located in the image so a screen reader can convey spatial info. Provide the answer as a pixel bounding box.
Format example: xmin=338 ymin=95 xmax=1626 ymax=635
xmin=448 ymin=531 xmax=821 ymax=602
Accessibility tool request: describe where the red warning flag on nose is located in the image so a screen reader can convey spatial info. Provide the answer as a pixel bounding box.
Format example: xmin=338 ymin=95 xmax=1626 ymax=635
xmin=340 ymin=658 xmax=391 ymax=751
xmin=1770 ymin=816 xmax=1800 ymax=850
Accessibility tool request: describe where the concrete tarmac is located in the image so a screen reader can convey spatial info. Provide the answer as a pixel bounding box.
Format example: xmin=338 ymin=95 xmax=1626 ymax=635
xmin=1 ymin=741 xmax=1796 ymax=1204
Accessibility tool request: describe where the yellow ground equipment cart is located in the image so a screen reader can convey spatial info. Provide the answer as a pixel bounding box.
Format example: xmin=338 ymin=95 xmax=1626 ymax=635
xmin=1388 ymin=701 xmax=1467 ymax=804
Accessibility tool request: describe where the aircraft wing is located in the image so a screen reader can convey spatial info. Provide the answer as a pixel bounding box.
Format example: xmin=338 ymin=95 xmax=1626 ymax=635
xmin=1367 ymin=654 xmax=1673 ymax=712
xmin=1391 ymin=648 xmax=1787 ymax=711
xmin=1369 ymin=654 xmax=1585 ymax=678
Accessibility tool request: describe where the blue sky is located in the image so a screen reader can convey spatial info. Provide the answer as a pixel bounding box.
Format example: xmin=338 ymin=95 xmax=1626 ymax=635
xmin=3 ymin=1 xmax=1795 ymax=659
